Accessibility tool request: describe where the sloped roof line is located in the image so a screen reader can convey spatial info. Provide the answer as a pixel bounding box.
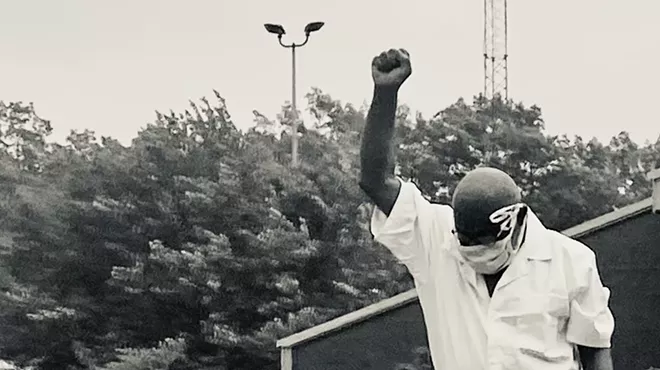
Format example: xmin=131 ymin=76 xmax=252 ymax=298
xmin=276 ymin=197 xmax=654 ymax=349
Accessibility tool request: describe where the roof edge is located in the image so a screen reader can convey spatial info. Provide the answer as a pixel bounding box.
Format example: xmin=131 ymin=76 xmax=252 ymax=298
xmin=561 ymin=198 xmax=652 ymax=238
xmin=276 ymin=289 xmax=418 ymax=348
xmin=277 ymin=197 xmax=653 ymax=349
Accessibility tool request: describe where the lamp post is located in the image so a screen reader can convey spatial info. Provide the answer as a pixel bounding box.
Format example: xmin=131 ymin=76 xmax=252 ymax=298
xmin=264 ymin=21 xmax=325 ymax=168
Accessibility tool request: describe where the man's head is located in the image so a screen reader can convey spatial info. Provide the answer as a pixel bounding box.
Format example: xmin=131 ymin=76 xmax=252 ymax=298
xmin=452 ymin=167 xmax=528 ymax=274
xmin=452 ymin=167 xmax=521 ymax=241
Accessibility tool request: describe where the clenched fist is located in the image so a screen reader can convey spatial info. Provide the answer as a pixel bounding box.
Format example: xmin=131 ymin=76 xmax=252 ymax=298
xmin=371 ymin=48 xmax=412 ymax=88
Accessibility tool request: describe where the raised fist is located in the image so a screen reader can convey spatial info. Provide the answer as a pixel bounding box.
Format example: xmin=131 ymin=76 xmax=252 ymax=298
xmin=371 ymin=48 xmax=412 ymax=88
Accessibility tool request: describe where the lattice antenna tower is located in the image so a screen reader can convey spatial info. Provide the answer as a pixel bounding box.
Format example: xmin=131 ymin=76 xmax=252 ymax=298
xmin=483 ymin=0 xmax=508 ymax=100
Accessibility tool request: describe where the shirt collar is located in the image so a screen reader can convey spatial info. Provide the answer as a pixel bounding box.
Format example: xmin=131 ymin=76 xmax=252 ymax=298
xmin=452 ymin=208 xmax=553 ymax=293
xmin=516 ymin=210 xmax=553 ymax=261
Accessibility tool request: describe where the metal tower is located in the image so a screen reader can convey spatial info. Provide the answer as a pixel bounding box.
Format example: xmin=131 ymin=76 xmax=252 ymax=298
xmin=483 ymin=0 xmax=509 ymax=100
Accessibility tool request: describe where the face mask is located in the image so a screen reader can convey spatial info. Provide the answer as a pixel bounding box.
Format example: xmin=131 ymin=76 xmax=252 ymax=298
xmin=457 ymin=203 xmax=527 ymax=275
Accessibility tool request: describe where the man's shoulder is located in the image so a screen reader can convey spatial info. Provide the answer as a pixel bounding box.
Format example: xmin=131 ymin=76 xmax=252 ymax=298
xmin=400 ymin=179 xmax=454 ymax=219
xmin=544 ymin=230 xmax=605 ymax=294
xmin=431 ymin=202 xmax=455 ymax=227
xmin=546 ymin=229 xmax=597 ymax=263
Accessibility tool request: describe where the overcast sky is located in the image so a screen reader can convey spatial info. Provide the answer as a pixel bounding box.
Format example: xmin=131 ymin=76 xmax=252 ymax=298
xmin=0 ymin=0 xmax=658 ymax=145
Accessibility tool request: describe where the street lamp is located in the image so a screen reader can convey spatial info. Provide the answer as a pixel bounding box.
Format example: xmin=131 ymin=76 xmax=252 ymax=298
xmin=264 ymin=21 xmax=325 ymax=168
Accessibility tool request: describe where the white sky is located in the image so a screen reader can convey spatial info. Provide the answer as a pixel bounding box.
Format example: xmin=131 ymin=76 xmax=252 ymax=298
xmin=0 ymin=0 xmax=658 ymax=145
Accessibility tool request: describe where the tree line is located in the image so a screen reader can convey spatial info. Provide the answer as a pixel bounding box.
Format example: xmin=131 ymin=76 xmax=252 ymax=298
xmin=0 ymin=90 xmax=657 ymax=369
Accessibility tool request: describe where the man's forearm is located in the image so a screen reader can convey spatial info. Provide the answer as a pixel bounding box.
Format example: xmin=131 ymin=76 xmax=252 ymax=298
xmin=579 ymin=346 xmax=613 ymax=370
xmin=360 ymin=86 xmax=398 ymax=189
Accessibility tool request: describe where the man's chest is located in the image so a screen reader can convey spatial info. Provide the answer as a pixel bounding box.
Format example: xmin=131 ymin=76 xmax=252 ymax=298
xmin=484 ymin=271 xmax=504 ymax=297
xmin=420 ymin=269 xmax=575 ymax=369
xmin=425 ymin=254 xmax=572 ymax=325
xmin=477 ymin=260 xmax=571 ymax=323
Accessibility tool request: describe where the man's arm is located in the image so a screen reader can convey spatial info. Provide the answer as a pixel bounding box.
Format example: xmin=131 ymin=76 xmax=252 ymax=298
xmin=578 ymin=346 xmax=613 ymax=370
xmin=565 ymin=244 xmax=615 ymax=370
xmin=359 ymin=85 xmax=401 ymax=216
xmin=359 ymin=49 xmax=411 ymax=216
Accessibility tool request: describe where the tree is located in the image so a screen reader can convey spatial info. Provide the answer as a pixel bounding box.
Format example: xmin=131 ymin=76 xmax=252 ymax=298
xmin=0 ymin=101 xmax=53 ymax=172
xmin=396 ymin=95 xmax=659 ymax=230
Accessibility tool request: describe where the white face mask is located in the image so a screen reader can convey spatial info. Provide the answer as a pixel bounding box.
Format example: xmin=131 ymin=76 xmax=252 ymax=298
xmin=457 ymin=203 xmax=527 ymax=275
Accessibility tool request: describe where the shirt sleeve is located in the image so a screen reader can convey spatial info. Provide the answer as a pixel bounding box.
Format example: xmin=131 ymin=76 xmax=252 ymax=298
xmin=566 ymin=251 xmax=615 ymax=348
xmin=370 ymin=178 xmax=451 ymax=283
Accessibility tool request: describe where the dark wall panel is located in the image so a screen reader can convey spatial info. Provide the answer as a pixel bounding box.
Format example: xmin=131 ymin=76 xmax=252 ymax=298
xmin=579 ymin=212 xmax=660 ymax=370
xmin=293 ymin=302 xmax=431 ymax=370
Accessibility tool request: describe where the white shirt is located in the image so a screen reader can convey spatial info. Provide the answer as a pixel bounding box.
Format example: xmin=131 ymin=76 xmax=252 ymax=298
xmin=371 ymin=179 xmax=615 ymax=370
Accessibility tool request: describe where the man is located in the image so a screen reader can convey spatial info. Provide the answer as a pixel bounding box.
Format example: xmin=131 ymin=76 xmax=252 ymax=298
xmin=359 ymin=48 xmax=615 ymax=370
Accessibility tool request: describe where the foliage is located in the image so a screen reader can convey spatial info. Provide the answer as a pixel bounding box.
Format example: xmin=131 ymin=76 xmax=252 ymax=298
xmin=0 ymin=90 xmax=657 ymax=369
xmin=98 ymin=337 xmax=187 ymax=370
